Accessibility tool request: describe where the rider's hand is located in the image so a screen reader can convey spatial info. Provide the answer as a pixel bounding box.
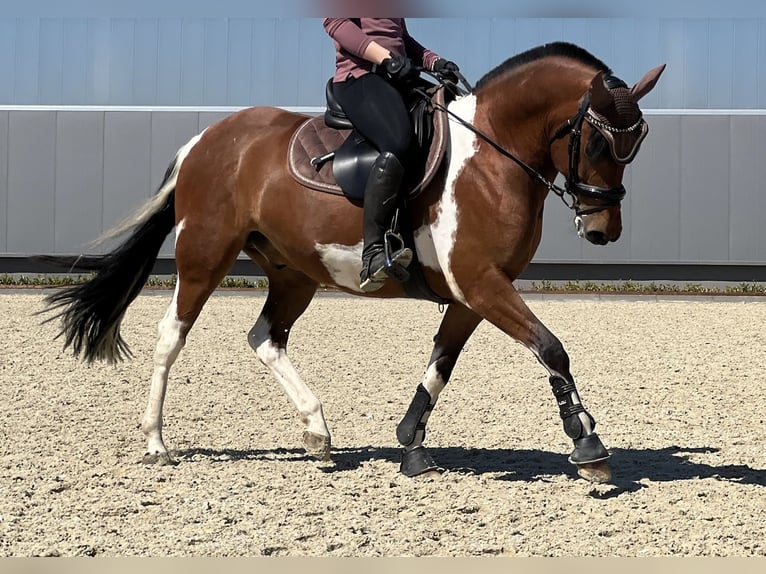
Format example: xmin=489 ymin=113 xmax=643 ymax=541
xmin=382 ymin=53 xmax=418 ymax=82
xmin=432 ymin=58 xmax=460 ymax=82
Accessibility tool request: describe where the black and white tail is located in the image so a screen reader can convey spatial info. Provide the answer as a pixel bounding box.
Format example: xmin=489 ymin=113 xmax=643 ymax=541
xmin=41 ymin=133 xmax=203 ymax=364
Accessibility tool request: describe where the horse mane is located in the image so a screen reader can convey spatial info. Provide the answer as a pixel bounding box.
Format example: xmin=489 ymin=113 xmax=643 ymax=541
xmin=474 ymin=41 xmax=612 ymax=91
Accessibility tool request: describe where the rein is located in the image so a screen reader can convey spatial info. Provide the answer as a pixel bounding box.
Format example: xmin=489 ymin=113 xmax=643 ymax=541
xmin=419 ymin=69 xmax=630 ymax=217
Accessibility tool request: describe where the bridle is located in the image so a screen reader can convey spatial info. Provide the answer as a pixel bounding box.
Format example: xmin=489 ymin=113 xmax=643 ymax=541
xmin=421 ymin=69 xmax=645 ymax=217
xmin=549 ymin=93 xmax=633 ymax=216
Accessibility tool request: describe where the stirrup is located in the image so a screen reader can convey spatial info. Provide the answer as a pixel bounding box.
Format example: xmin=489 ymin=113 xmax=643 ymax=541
xmin=382 ymin=230 xmax=413 ymax=282
xmin=360 ymin=242 xmax=413 ymax=293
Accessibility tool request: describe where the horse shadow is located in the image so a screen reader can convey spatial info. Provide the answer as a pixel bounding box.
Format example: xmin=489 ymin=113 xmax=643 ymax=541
xmin=175 ymin=444 xmax=766 ymax=496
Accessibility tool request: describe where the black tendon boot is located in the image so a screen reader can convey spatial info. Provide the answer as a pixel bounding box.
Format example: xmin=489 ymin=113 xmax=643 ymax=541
xmin=360 ymin=152 xmax=413 ymax=292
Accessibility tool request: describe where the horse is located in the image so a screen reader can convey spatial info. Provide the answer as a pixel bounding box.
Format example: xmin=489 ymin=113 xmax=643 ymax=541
xmin=42 ymin=42 xmax=664 ymax=484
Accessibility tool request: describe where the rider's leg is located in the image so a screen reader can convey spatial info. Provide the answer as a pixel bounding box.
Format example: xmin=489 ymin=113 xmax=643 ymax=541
xmin=358 ymin=152 xmax=413 ymax=291
xmin=332 ymin=73 xmax=414 ymax=291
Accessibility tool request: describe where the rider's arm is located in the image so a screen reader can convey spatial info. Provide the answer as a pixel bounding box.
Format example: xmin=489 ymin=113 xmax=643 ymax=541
xmin=401 ymin=19 xmax=440 ymax=70
xmin=323 ymin=18 xmax=390 ymax=65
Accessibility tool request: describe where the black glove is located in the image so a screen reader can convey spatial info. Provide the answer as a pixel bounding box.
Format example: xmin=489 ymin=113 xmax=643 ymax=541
xmin=381 ymin=53 xmax=418 ymax=82
xmin=432 ymin=58 xmax=460 ymax=81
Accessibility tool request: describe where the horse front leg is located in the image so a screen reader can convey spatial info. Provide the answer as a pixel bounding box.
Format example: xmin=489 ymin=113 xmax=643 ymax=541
xmin=396 ymin=303 xmax=483 ymax=477
xmin=463 ymin=267 xmax=611 ymax=484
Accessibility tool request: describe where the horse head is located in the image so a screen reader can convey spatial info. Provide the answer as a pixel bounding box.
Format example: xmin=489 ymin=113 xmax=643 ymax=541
xmin=551 ymin=64 xmax=666 ymax=245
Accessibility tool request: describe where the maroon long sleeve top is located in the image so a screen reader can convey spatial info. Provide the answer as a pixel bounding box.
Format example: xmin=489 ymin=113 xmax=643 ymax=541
xmin=323 ymin=18 xmax=440 ymax=83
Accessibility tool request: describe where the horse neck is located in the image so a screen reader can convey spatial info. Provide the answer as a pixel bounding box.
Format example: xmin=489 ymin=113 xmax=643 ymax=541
xmin=474 ymin=59 xmax=594 ymax=173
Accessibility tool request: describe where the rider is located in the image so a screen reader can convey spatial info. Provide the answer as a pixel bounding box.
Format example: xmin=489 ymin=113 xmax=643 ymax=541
xmin=323 ymin=18 xmax=460 ymax=292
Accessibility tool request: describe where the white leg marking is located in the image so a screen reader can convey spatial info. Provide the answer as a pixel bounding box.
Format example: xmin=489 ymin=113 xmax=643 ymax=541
xmin=251 ymin=318 xmax=329 ymax=437
xmin=315 ymin=240 xmax=365 ymax=292
xmin=429 ymin=95 xmax=479 ymax=306
xmin=141 ymin=280 xmax=186 ymax=456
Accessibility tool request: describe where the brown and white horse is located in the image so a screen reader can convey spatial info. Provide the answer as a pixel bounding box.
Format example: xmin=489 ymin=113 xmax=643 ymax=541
xmin=43 ymin=42 xmax=664 ymax=483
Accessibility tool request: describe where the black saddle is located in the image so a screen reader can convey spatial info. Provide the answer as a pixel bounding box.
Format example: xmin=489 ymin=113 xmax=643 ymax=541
xmin=314 ymin=78 xmax=436 ymax=199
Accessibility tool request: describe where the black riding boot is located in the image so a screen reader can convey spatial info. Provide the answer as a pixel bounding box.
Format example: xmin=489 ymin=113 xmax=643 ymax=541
xmin=360 ymin=151 xmax=413 ymax=292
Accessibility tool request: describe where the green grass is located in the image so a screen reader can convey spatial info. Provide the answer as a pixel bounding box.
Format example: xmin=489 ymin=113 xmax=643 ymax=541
xmin=528 ymin=280 xmax=766 ymax=295
xmin=2 ymin=273 xmax=765 ymax=295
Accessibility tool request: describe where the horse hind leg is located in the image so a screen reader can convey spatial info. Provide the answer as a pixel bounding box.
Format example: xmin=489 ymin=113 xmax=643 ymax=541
xmin=142 ymin=221 xmax=244 ymax=464
xmin=142 ymin=281 xmax=186 ymax=465
xmin=244 ymin=251 xmax=329 ymax=460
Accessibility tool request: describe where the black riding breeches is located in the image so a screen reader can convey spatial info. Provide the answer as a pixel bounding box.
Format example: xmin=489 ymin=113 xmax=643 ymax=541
xmin=332 ymin=73 xmax=412 ymax=163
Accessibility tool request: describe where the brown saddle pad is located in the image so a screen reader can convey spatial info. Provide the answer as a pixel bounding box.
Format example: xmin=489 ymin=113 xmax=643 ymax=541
xmin=288 ymin=86 xmax=449 ymax=198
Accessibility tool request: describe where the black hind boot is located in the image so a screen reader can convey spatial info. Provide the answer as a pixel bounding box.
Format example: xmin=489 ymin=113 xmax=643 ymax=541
xmin=360 ymin=152 xmax=413 ymax=292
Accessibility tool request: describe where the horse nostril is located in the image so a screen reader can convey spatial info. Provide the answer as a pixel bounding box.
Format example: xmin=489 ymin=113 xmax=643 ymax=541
xmin=586 ymin=230 xmax=608 ymax=245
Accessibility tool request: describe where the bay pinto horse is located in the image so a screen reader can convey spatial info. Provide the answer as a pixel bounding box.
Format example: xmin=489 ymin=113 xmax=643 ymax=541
xmin=43 ymin=42 xmax=664 ymax=484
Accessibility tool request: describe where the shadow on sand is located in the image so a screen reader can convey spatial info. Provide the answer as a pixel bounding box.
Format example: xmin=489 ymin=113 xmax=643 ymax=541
xmin=175 ymin=443 xmax=766 ymax=496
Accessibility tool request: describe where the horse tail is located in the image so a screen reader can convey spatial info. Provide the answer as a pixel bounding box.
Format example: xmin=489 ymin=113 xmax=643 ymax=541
xmin=42 ymin=132 xmax=204 ymax=365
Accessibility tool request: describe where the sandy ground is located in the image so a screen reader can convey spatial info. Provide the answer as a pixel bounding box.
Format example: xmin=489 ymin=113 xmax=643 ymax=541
xmin=1 ymin=290 xmax=765 ymax=557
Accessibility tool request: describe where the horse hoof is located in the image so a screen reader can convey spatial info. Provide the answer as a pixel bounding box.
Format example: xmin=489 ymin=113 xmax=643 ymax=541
xmin=577 ymin=460 xmax=612 ymax=484
xmin=143 ymin=452 xmax=175 ymax=466
xmin=303 ymin=431 xmax=331 ymax=461
xmin=400 ymin=446 xmax=440 ymax=478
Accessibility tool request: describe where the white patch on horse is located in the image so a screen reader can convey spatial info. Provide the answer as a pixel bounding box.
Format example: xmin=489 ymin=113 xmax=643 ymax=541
xmin=429 ymin=95 xmax=478 ymax=306
xmin=174 ymin=219 xmax=185 ymax=247
xmin=413 ymin=225 xmax=440 ymax=270
xmin=315 ymin=240 xmax=365 ymax=292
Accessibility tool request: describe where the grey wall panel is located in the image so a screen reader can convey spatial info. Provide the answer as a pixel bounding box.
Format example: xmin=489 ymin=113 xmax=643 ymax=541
xmin=679 ymin=116 xmax=731 ymax=262
xmin=101 ymin=112 xmax=152 ymax=253
xmin=0 ymin=20 xmax=15 ymax=104
xmin=6 ymin=111 xmax=56 ymax=253
xmin=157 ymin=19 xmax=183 ymax=106
xmin=199 ymin=112 xmax=235 ymax=132
xmin=61 ymin=19 xmax=89 ymax=105
xmin=203 ymin=19 xmax=230 ymax=106
xmin=273 ymin=19 xmax=301 ymax=107
xmin=39 ymin=19 xmax=64 ymax=105
xmin=0 ymin=112 xmax=7 ymax=253
xmin=150 ymin=112 xmax=200 ymax=192
xmin=54 ymin=112 xmax=104 ymax=253
xmin=227 ymin=20 xmax=255 ymax=106
xmin=2 ymin=16 xmax=766 ymax=109
xmin=133 ymin=19 xmax=160 ymax=106
xmin=180 ymin=20 xmax=205 ymax=107
xmin=14 ymin=19 xmax=40 ymax=104
xmin=729 ymin=116 xmax=766 ymax=262
xmin=2 ymin=110 xmax=766 ymax=269
xmin=628 ymin=115 xmax=682 ymax=262
xmin=250 ymin=19 xmax=278 ymax=105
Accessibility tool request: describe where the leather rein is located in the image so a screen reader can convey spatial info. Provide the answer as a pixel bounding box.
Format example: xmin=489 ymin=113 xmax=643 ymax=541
xmin=421 ymin=69 xmax=638 ymax=217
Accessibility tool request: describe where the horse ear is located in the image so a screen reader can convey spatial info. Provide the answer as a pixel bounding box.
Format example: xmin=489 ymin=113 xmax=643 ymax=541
xmin=589 ymin=71 xmax=613 ymax=110
xmin=630 ymin=64 xmax=667 ymax=101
